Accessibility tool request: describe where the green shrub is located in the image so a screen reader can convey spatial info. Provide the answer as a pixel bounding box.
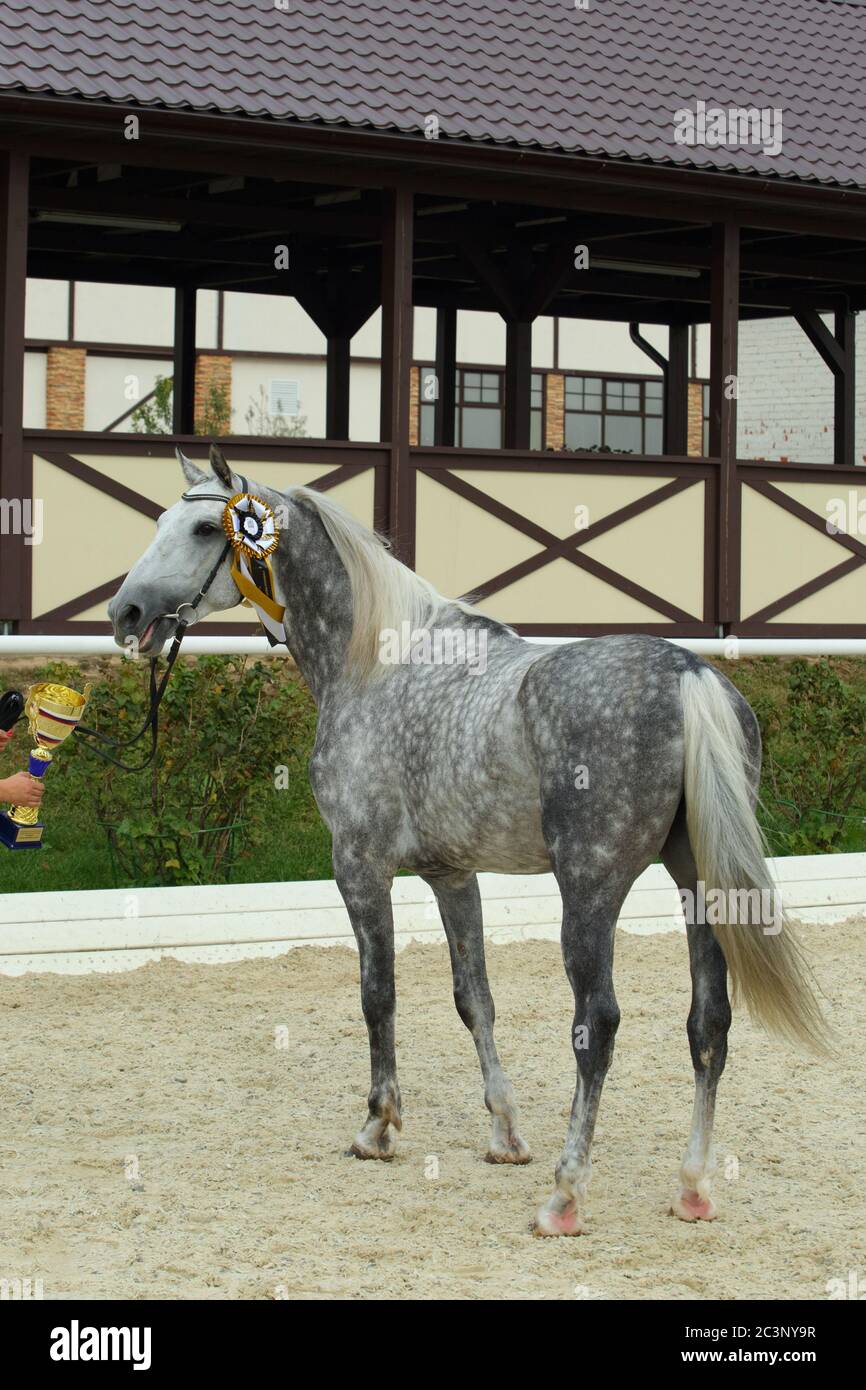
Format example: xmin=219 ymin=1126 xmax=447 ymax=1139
xmin=718 ymin=658 xmax=866 ymax=856
xmin=3 ymin=656 xmax=322 ymax=888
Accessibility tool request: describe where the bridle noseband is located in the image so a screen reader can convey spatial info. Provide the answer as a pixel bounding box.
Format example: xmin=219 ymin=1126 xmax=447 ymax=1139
xmin=74 ymin=475 xmax=249 ymax=772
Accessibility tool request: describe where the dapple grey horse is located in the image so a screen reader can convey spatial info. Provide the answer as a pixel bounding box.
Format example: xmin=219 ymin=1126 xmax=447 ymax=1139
xmin=108 ymin=446 xmax=823 ymax=1236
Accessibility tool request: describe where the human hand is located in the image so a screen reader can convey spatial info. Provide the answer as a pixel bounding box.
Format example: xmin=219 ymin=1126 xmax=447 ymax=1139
xmin=0 ymin=728 xmax=13 ymax=750
xmin=0 ymin=772 xmax=44 ymax=807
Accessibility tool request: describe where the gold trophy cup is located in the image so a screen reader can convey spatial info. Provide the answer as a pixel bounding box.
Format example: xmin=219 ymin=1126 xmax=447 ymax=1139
xmin=0 ymin=682 xmax=90 ymax=850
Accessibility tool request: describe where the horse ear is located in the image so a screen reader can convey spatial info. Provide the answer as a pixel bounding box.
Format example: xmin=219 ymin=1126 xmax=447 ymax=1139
xmin=209 ymin=444 xmax=234 ymax=490
xmin=176 ymin=447 xmax=206 ymax=488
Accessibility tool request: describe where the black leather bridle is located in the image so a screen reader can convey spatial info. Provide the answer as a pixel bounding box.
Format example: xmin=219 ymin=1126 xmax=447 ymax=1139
xmin=73 ymin=477 xmax=248 ymax=772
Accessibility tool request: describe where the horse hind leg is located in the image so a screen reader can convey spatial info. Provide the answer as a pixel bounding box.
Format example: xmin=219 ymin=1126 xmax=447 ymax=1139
xmin=662 ymin=804 xmax=732 ymax=1221
xmin=535 ymin=877 xmax=624 ymax=1237
xmin=424 ymin=872 xmax=530 ymax=1164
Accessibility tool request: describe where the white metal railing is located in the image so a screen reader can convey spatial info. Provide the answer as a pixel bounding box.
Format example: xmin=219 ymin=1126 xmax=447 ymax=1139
xmin=2 ymin=635 xmax=866 ymax=659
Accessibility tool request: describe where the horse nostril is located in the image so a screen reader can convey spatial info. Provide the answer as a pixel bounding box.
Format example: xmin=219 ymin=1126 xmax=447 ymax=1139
xmin=121 ymin=603 xmax=141 ymax=630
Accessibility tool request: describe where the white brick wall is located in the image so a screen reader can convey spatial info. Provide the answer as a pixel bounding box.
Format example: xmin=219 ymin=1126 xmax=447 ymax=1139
xmin=738 ymin=314 xmax=866 ymax=466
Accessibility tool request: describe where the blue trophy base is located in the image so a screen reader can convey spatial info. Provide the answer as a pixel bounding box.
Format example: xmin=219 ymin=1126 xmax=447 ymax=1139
xmin=0 ymin=809 xmax=44 ymax=849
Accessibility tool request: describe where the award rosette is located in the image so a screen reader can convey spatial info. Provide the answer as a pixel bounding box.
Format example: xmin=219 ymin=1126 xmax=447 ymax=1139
xmin=223 ymin=492 xmax=287 ymax=645
xmin=0 ymin=681 xmax=90 ymax=850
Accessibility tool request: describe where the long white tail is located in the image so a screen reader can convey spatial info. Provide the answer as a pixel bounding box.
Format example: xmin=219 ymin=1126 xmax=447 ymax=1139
xmin=680 ymin=667 xmax=827 ymax=1052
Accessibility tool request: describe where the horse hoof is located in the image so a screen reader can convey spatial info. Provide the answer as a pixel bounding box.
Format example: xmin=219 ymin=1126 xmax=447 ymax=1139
xmin=533 ymin=1200 xmax=586 ymax=1237
xmin=485 ymin=1136 xmax=532 ymax=1165
xmin=347 ymin=1134 xmax=395 ymax=1161
xmin=671 ymin=1189 xmax=717 ymax=1222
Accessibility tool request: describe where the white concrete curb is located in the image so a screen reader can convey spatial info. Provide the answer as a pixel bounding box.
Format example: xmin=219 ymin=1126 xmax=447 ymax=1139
xmin=0 ymin=853 xmax=863 ymax=975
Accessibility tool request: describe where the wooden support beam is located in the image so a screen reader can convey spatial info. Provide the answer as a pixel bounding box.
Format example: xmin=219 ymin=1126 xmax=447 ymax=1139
xmin=325 ymin=333 xmax=351 ymax=440
xmin=172 ymin=285 xmax=197 ymax=435
xmin=666 ymin=322 xmax=689 ymax=456
xmin=380 ymin=188 xmax=414 ymax=562
xmin=504 ymin=320 xmax=533 ymax=451
xmin=710 ymin=222 xmax=740 ymax=628
xmin=794 ymin=306 xmax=855 ymax=466
xmin=835 ymin=308 xmax=856 ymax=468
xmin=0 ymin=150 xmax=29 ymax=623
xmin=433 ymin=305 xmax=457 ymax=448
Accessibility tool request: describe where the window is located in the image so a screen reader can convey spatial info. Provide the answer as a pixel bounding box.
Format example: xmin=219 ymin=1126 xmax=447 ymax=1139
xmin=268 ymin=378 xmax=300 ymax=417
xmin=564 ymin=374 xmax=664 ymax=454
xmin=419 ymin=366 xmax=437 ymax=445
xmin=417 ymin=367 xmax=544 ymax=449
xmin=530 ymin=372 xmax=544 ymax=450
xmin=456 ymin=369 xmax=502 ymax=448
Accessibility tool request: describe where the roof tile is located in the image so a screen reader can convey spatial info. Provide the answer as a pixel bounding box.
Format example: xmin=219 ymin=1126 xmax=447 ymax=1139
xmin=0 ymin=0 xmax=863 ymax=187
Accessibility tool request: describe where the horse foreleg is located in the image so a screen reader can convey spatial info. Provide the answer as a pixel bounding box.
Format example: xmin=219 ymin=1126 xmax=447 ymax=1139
xmin=425 ymin=872 xmax=530 ymax=1164
xmin=335 ymin=859 xmax=402 ymax=1160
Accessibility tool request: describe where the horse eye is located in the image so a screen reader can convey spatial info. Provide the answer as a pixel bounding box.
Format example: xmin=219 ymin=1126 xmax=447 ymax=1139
xmin=195 ymin=522 xmax=220 ymax=537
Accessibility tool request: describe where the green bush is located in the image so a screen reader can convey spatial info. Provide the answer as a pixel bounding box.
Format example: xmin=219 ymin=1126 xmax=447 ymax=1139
xmin=717 ymin=657 xmax=866 ymax=856
xmin=1 ymin=654 xmax=864 ymax=893
xmin=1 ymin=656 xmax=324 ymax=889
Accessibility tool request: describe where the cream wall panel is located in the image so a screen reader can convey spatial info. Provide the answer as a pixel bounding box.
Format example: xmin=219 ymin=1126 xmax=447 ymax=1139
xmin=740 ymin=486 xmax=844 ymax=618
xmin=230 ymin=355 xmax=326 ymax=437
xmin=348 ymin=361 xmax=381 ymax=441
xmin=769 ymin=564 xmax=866 ymax=624
xmin=479 ymin=556 xmax=670 ymax=625
xmin=413 ymin=306 xmax=436 ymax=361
xmin=582 ymin=483 xmax=704 ymax=618
xmin=452 ymin=469 xmax=666 ymax=539
xmin=73 ymin=455 xmax=339 ymax=509
xmin=24 ymin=351 xmax=46 ymax=429
xmin=75 ymin=282 xmax=174 ymax=345
xmin=532 ymin=317 xmax=554 ymax=369
xmin=222 ymin=292 xmax=324 ymax=354
xmin=415 ymin=472 xmax=543 ymax=597
xmin=84 ymin=355 xmax=171 ymax=431
xmin=47 ymin=458 xmax=374 ymax=623
xmin=323 ymin=470 xmax=376 ymax=530
xmin=33 ymin=456 xmax=158 ymax=616
xmin=196 ymin=290 xmax=219 ymax=350
xmin=351 ymin=307 xmax=381 ymax=359
xmin=25 ymin=278 xmax=69 ymax=339
xmin=557 ymin=319 xmax=666 ymax=375
xmin=772 ymin=481 xmax=866 ymax=541
xmin=458 ymin=311 xmax=506 ymax=365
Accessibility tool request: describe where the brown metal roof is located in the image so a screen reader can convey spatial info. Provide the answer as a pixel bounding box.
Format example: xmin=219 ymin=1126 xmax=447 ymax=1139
xmin=1 ymin=0 xmax=865 ymax=189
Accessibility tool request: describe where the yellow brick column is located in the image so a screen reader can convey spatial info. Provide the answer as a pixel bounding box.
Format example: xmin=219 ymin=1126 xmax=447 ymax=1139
xmin=409 ymin=365 xmax=420 ymax=446
xmin=45 ymin=347 xmax=86 ymax=429
xmin=194 ymin=353 xmax=232 ymax=433
xmin=545 ymin=371 xmax=564 ymax=449
xmin=687 ymin=380 xmax=704 ymax=456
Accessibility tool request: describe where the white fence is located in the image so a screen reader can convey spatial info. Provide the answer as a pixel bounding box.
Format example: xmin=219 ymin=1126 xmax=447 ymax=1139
xmin=0 ymin=853 xmax=863 ymax=976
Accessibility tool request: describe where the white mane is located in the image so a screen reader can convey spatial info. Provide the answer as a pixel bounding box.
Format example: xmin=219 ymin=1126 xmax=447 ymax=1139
xmin=288 ymin=486 xmax=479 ymax=682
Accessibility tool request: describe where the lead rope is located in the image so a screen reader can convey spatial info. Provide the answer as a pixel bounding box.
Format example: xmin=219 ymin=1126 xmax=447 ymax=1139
xmin=72 ymin=537 xmax=233 ymax=772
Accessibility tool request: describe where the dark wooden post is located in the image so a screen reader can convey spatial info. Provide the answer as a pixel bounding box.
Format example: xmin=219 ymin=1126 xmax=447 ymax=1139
xmin=504 ymin=319 xmax=532 ymax=450
xmin=433 ymin=305 xmax=457 ymax=447
xmin=709 ymin=223 xmax=740 ymax=630
xmin=172 ymin=285 xmax=197 ymax=436
xmin=326 ymin=333 xmax=351 ymax=440
xmin=666 ymin=323 xmax=690 ymax=456
xmin=380 ymin=188 xmax=414 ymax=562
xmin=835 ymin=308 xmax=855 ymax=467
xmin=0 ymin=151 xmax=29 ymax=624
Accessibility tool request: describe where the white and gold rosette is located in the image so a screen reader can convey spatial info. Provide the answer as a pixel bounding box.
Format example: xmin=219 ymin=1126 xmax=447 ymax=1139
xmin=222 ymin=493 xmax=286 ymax=644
